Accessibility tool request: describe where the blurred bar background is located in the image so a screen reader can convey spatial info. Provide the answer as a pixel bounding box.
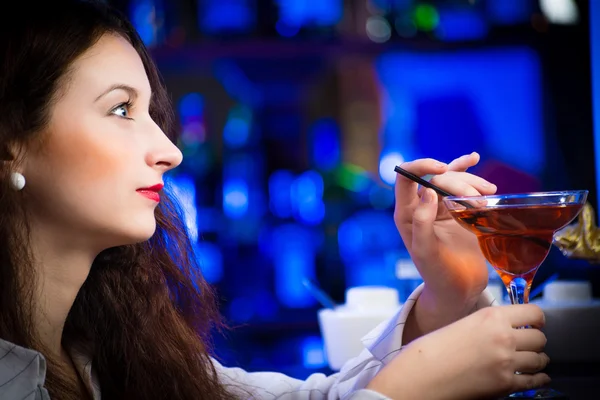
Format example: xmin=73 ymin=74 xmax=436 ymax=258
xmin=105 ymin=0 xmax=595 ymax=379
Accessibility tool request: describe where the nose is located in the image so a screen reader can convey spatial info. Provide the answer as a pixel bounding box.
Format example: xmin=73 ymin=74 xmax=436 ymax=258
xmin=145 ymin=121 xmax=183 ymax=172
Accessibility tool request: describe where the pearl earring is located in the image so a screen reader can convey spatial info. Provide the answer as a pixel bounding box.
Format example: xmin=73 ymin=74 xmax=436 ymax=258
xmin=10 ymin=172 xmax=25 ymax=191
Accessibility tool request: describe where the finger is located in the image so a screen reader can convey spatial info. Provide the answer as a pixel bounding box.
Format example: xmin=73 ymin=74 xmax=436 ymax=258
xmin=513 ymin=352 xmax=550 ymax=374
xmin=502 ymin=304 xmax=546 ymax=329
xmin=410 ymin=188 xmax=439 ymax=262
xmin=514 ymin=329 xmax=547 ymax=352
xmin=430 ymin=171 xmax=497 ymax=197
xmin=447 ymin=152 xmax=480 ymax=172
xmin=511 ymin=372 xmax=552 ymax=393
xmin=394 ymin=159 xmax=448 ymax=217
xmin=428 ymin=173 xmax=483 ymax=198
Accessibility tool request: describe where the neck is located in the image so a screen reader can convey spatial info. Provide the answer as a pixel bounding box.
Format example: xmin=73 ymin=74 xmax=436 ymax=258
xmin=28 ymin=227 xmax=98 ymax=358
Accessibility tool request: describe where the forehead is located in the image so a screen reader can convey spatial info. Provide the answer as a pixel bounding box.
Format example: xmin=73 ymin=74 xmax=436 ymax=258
xmin=66 ymin=33 xmax=151 ymax=96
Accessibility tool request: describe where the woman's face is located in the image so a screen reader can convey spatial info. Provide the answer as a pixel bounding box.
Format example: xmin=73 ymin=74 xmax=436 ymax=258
xmin=20 ymin=33 xmax=182 ymax=251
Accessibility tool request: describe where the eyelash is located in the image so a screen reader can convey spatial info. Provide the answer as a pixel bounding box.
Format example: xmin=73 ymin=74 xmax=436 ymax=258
xmin=111 ymin=100 xmax=134 ymax=120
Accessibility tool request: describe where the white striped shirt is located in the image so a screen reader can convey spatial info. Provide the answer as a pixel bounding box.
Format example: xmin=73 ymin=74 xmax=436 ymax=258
xmin=0 ymin=284 xmax=496 ymax=399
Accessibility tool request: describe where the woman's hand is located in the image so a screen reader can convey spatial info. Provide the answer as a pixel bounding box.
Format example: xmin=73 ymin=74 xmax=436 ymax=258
xmin=395 ymin=153 xmax=499 ymax=341
xmin=367 ymin=304 xmax=551 ymax=400
xmin=395 ymin=152 xmax=496 ymax=302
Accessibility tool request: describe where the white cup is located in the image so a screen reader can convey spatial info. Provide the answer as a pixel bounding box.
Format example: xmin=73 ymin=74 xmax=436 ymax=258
xmin=318 ymin=286 xmax=400 ymax=371
xmin=543 ymin=280 xmax=592 ymax=303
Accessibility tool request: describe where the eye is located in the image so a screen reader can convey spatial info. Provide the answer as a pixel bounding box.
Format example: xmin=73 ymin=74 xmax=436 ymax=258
xmin=111 ymin=101 xmax=133 ymax=119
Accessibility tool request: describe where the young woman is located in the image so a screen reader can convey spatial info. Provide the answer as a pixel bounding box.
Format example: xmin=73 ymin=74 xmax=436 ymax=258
xmin=0 ymin=1 xmax=549 ymax=399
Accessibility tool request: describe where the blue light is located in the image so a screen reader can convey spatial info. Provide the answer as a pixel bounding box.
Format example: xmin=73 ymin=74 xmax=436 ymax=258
xmin=130 ymin=0 xmax=161 ymax=47
xmin=301 ymin=336 xmax=327 ymax=369
xmin=377 ymin=48 xmax=543 ymax=175
xmin=369 ymin=185 xmax=395 ymax=210
xmin=275 ymin=249 xmax=314 ymax=308
xmin=338 ymin=210 xmax=400 ymax=262
xmin=275 ymin=20 xmax=301 ymax=37
xmin=178 ymin=93 xmax=204 ymax=121
xmin=276 ymin=0 xmax=342 ymax=27
xmin=269 ymin=170 xmax=295 ymax=218
xmin=223 ymin=118 xmax=250 ymax=147
xmin=196 ymin=207 xmax=219 ymax=234
xmin=223 ymin=179 xmax=249 ymax=219
xmin=298 ymin=202 xmax=325 ymax=226
xmin=487 ymin=0 xmax=533 ymax=25
xmin=199 ymin=0 xmax=255 ymax=34
xmin=379 ymin=88 xmax=416 ymax=163
xmin=291 ymin=171 xmax=325 ymax=225
xmin=222 ymin=154 xmax=265 ymax=232
xmin=166 ymin=174 xmax=198 ymax=242
xmin=348 ymin=257 xmax=398 ymax=287
xmin=379 ymin=151 xmax=404 ymax=185
xmin=223 ymin=106 xmax=252 ymax=148
xmin=436 ymin=9 xmax=488 ymax=42
xmin=229 ymin=296 xmax=255 ymax=322
xmin=337 ymin=219 xmax=364 ymax=258
xmin=253 ymin=290 xmax=280 ymax=320
xmin=213 ymin=61 xmax=262 ymax=107
xmin=338 ymin=210 xmax=402 ymax=287
xmin=311 ymin=118 xmax=341 ymax=171
xmin=272 ymin=224 xmax=316 ymax=308
xmin=292 ymin=171 xmax=324 ymax=199
xmin=193 ymin=242 xmax=224 ymax=283
xmin=223 ymin=153 xmax=258 ymax=179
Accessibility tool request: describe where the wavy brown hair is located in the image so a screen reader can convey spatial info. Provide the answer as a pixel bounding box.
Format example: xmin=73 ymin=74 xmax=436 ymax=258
xmin=0 ymin=1 xmax=233 ymax=399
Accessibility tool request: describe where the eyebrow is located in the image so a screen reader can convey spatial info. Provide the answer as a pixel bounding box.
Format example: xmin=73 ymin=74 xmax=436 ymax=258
xmin=94 ymin=84 xmax=140 ymax=102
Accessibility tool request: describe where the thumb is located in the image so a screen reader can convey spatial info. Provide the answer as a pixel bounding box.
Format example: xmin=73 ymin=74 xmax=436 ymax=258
xmin=411 ymin=188 xmax=439 ymax=263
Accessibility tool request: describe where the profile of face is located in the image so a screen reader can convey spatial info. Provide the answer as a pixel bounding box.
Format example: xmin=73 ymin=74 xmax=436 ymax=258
xmin=18 ymin=34 xmax=183 ymax=251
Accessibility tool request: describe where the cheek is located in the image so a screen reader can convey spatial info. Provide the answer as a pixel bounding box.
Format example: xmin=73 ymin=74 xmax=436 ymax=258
xmin=44 ymin=125 xmax=132 ymax=183
xmin=27 ymin=133 xmax=136 ymax=207
xmin=26 ymin=137 xmax=143 ymax=237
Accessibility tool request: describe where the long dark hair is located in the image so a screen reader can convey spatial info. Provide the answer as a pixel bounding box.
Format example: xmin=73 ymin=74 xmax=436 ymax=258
xmin=0 ymin=1 xmax=232 ymax=398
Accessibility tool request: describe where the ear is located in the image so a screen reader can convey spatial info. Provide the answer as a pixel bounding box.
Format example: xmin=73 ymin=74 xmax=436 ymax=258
xmin=0 ymin=142 xmax=27 ymax=173
xmin=0 ymin=144 xmax=14 ymax=161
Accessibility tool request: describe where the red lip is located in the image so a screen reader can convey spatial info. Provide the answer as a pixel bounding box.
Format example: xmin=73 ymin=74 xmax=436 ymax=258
xmin=139 ymin=183 xmax=164 ymax=191
xmin=136 ymin=183 xmax=163 ymax=203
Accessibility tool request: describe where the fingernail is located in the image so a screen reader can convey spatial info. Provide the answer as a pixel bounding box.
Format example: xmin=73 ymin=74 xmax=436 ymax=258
xmin=435 ymin=162 xmax=446 ymax=168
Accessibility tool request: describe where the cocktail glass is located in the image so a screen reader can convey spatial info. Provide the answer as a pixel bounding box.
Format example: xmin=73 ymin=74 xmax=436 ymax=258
xmin=443 ymin=190 xmax=588 ymax=399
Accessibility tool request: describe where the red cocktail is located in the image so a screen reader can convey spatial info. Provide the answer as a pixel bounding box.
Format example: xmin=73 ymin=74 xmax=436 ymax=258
xmin=443 ymin=190 xmax=588 ymax=398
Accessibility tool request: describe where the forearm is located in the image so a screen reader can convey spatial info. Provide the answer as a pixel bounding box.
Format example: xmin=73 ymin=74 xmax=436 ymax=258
xmin=402 ymin=284 xmax=481 ymax=344
xmin=365 ymin=337 xmax=459 ymax=400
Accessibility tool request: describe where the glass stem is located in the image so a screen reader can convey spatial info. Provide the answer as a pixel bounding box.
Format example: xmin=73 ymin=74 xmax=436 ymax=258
xmin=508 ymin=277 xmax=531 ymax=330
xmin=507 ymin=277 xmax=530 ymax=305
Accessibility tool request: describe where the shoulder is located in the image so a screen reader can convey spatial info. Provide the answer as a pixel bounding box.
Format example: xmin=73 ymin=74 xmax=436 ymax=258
xmin=0 ymin=338 xmax=50 ymax=399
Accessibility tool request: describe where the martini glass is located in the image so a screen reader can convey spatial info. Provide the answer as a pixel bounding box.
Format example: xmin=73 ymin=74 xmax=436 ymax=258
xmin=443 ymin=190 xmax=588 ymax=399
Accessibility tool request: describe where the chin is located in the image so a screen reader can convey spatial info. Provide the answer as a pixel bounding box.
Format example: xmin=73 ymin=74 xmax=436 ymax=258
xmin=135 ymin=224 xmax=158 ymax=242
xmin=121 ymin=218 xmax=158 ymax=244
